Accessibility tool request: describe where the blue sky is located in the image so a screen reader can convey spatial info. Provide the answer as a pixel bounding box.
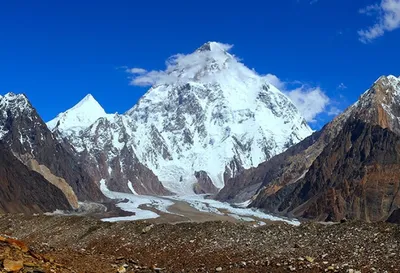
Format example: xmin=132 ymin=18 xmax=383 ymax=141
xmin=0 ymin=0 xmax=399 ymax=129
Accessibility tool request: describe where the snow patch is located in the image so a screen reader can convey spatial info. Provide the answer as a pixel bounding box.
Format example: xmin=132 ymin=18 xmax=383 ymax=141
xmin=127 ymin=181 xmax=138 ymax=195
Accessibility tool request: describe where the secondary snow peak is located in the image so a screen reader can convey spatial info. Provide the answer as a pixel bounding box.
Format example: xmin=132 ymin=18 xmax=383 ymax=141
xmin=73 ymin=93 xmax=102 ymax=110
xmin=46 ymin=93 xmax=108 ymax=133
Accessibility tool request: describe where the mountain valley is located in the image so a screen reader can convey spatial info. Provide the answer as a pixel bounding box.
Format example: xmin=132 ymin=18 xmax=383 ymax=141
xmin=1 ymin=42 xmax=400 ymax=272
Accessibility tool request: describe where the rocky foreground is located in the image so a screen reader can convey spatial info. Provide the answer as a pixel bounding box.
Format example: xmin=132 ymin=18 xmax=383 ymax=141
xmin=0 ymin=215 xmax=399 ymax=273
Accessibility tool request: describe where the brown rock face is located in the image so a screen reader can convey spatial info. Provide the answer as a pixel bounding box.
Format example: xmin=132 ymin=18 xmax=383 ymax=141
xmin=26 ymin=159 xmax=79 ymax=209
xmin=193 ymin=171 xmax=219 ymax=194
xmin=75 ymin=126 xmax=172 ymax=196
xmin=254 ymin=120 xmax=400 ymax=222
xmin=354 ymin=76 xmax=400 ymax=133
xmin=109 ymin=146 xmax=171 ymax=195
xmin=224 ymin=76 xmax=400 ymax=222
xmin=0 ymin=143 xmax=71 ymax=214
xmin=0 ymin=94 xmax=105 ymax=202
xmin=217 ymin=105 xmax=352 ymax=205
xmin=216 ymin=131 xmax=323 ymax=203
xmin=3 ymin=259 xmax=23 ymax=272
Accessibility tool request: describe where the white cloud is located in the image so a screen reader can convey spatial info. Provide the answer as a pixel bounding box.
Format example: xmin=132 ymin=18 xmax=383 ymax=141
xmin=128 ymin=68 xmax=147 ymax=74
xmin=265 ymin=74 xmax=330 ymax=122
xmin=127 ymin=42 xmax=235 ymax=87
xmin=358 ymin=0 xmax=400 ymax=43
xmin=285 ymin=87 xmax=330 ymax=123
xmin=327 ymin=106 xmax=342 ymax=116
xmin=337 ymin=83 xmax=347 ymax=90
xmin=359 ymin=4 xmax=380 ymax=15
xmin=127 ymin=44 xmax=330 ymax=123
xmin=265 ymin=74 xmax=285 ymax=89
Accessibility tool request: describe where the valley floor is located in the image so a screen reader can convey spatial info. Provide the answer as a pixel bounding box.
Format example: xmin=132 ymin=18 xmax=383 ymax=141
xmin=97 ymin=182 xmax=298 ymax=226
xmin=0 ymin=214 xmax=399 ymax=272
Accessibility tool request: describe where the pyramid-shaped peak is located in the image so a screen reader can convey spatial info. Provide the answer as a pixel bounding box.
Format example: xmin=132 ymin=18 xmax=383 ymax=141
xmin=72 ymin=94 xmax=103 ymax=110
xmin=47 ymin=93 xmax=108 ymax=132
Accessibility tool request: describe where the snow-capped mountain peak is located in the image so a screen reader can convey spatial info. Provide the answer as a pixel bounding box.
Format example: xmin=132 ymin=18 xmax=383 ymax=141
xmin=0 ymin=92 xmax=30 ymax=107
xmin=0 ymin=92 xmax=34 ymax=139
xmin=196 ymin=41 xmax=231 ymax=53
xmin=47 ymin=94 xmax=109 ymax=134
xmin=49 ymin=42 xmax=313 ymax=195
xmin=124 ymin=42 xmax=312 ymax=193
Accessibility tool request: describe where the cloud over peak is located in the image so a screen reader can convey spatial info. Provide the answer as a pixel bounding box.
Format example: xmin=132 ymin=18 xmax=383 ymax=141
xmin=127 ymin=42 xmax=235 ymax=87
xmin=127 ymin=42 xmax=332 ymax=123
xmin=265 ymin=75 xmax=330 ymax=123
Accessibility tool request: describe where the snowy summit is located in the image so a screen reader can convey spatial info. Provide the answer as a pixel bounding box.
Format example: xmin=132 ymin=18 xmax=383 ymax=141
xmin=47 ymin=94 xmax=109 ymax=135
xmin=48 ymin=42 xmax=312 ymax=194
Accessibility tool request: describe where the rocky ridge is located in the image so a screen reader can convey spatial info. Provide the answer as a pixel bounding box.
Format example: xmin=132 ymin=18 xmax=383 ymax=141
xmin=0 ymin=93 xmax=105 ymax=209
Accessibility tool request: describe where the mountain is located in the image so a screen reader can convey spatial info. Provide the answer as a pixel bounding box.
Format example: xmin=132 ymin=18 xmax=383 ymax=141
xmin=225 ymin=75 xmax=400 ymax=222
xmin=0 ymin=93 xmax=105 ymax=208
xmin=49 ymin=96 xmax=171 ymax=195
xmin=47 ymin=94 xmax=109 ymax=136
xmin=0 ymin=142 xmax=71 ymax=213
xmin=49 ymin=42 xmax=312 ymax=194
xmin=125 ymin=42 xmax=312 ymax=193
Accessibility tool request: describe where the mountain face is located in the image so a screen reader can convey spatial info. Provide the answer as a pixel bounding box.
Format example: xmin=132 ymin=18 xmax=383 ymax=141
xmin=0 ymin=93 xmax=105 ymax=207
xmin=229 ymin=75 xmax=400 ymax=222
xmin=48 ymin=42 xmax=312 ymax=194
xmin=47 ymin=94 xmax=108 ymax=137
xmin=0 ymin=142 xmax=71 ymax=214
xmin=48 ymin=96 xmax=171 ymax=195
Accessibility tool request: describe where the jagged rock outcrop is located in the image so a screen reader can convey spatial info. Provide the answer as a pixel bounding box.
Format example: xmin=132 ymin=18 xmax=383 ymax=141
xmin=0 ymin=142 xmax=71 ymax=213
xmin=225 ymin=75 xmax=400 ymax=222
xmin=0 ymin=93 xmax=104 ymax=203
xmin=193 ymin=171 xmax=219 ymax=194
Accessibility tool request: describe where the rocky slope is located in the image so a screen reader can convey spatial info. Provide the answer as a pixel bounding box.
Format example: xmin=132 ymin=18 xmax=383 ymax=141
xmin=254 ymin=120 xmax=400 ymax=222
xmin=0 ymin=93 xmax=104 ymax=206
xmin=49 ymin=42 xmax=312 ymax=195
xmin=0 ymin=142 xmax=71 ymax=214
xmin=1 ymin=214 xmax=399 ymax=272
xmin=224 ymin=75 xmax=400 ymax=222
xmin=0 ymin=234 xmax=76 ymax=273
